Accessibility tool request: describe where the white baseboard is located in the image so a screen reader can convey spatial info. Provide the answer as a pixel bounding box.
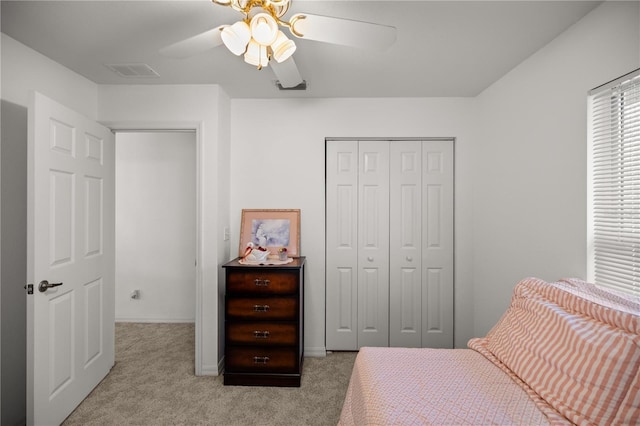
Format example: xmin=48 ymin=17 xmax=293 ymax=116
xmin=199 ymin=363 xmax=221 ymax=376
xmin=115 ymin=318 xmax=195 ymax=323
xmin=304 ymin=346 xmax=327 ymax=357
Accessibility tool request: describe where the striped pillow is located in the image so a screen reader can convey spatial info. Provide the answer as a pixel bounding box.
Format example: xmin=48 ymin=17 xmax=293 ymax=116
xmin=478 ymin=277 xmax=640 ymax=425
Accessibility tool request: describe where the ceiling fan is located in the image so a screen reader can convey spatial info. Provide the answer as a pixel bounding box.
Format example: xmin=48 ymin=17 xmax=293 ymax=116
xmin=159 ymin=0 xmax=396 ymax=89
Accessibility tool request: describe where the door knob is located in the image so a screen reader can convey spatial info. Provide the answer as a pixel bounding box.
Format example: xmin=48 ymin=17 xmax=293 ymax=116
xmin=367 ymin=256 xmax=374 ymax=262
xmin=406 ymin=256 xmax=413 ymax=262
xmin=38 ymin=280 xmax=63 ymax=292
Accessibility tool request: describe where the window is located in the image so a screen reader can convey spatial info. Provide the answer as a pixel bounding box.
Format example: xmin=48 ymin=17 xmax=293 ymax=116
xmin=588 ymin=69 xmax=640 ymax=296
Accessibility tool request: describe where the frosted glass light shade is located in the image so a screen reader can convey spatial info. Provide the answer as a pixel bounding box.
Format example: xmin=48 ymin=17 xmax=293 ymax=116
xmin=244 ymin=39 xmax=269 ymax=68
xmin=250 ymin=13 xmax=278 ymax=46
xmin=271 ymin=31 xmax=296 ymax=63
xmin=221 ymin=21 xmax=251 ymax=56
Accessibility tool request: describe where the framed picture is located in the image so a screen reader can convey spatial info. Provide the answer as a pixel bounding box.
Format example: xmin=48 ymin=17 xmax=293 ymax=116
xmin=239 ymin=209 xmax=301 ymax=257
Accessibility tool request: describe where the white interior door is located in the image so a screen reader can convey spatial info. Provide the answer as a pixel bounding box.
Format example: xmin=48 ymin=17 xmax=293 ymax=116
xmin=421 ymin=141 xmax=454 ymax=348
xmin=27 ymin=91 xmax=115 ymax=425
xmin=389 ymin=141 xmax=423 ymax=347
xmin=357 ymin=141 xmax=389 ymax=348
xmin=326 ymin=141 xmax=359 ymax=350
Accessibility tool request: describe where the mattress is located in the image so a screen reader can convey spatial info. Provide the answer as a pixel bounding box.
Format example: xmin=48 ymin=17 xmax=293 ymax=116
xmin=338 ymin=346 xmax=569 ymax=425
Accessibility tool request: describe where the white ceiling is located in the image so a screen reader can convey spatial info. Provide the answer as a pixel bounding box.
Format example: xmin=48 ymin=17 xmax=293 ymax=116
xmin=1 ymin=0 xmax=601 ymax=99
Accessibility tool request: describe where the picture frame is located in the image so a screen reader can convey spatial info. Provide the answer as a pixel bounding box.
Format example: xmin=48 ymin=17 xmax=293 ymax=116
xmin=239 ymin=209 xmax=301 ymax=258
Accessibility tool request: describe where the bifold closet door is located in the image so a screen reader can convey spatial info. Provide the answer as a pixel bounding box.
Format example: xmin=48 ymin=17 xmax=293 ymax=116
xmin=325 ymin=140 xmax=389 ymax=349
xmin=420 ymin=141 xmax=454 ymax=348
xmin=326 ymin=139 xmax=453 ymax=350
xmin=388 ymin=140 xmax=453 ymax=348
xmin=357 ymin=141 xmax=390 ymax=348
xmin=389 ymin=141 xmax=423 ymax=347
xmin=326 ymin=141 xmax=358 ymax=350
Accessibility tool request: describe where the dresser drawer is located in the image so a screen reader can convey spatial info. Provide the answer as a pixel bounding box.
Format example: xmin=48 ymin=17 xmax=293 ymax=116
xmin=226 ymin=270 xmax=298 ymax=294
xmin=225 ymin=346 xmax=299 ymax=373
xmin=226 ymin=297 xmax=298 ymax=320
xmin=226 ymin=322 xmax=297 ymax=345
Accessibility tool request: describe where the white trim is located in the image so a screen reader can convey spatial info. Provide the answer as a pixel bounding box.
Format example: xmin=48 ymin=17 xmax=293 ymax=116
xmin=103 ymin=120 xmax=206 ymax=376
xmin=115 ymin=319 xmax=195 ymax=324
xmin=589 ymin=68 xmax=640 ymax=96
xmin=586 ymin=95 xmax=595 ymax=283
xmin=304 ymin=347 xmax=327 ymax=357
xmin=202 ymin=363 xmax=222 ymax=376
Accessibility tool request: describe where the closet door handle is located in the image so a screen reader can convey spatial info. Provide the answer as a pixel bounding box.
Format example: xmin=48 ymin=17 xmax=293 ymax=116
xmin=367 ymin=256 xmax=374 ymax=262
xmin=406 ymin=256 xmax=413 ymax=262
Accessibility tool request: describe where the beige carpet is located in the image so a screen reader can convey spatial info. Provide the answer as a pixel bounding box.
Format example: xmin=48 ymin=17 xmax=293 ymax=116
xmin=63 ymin=323 xmax=357 ymax=426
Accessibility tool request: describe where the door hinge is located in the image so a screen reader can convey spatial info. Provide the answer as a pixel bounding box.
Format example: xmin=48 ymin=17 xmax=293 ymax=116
xmin=25 ymin=283 xmax=34 ymax=295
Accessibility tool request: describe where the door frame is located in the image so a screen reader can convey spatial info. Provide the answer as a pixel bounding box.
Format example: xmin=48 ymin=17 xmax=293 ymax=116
xmin=107 ymin=121 xmax=204 ymax=375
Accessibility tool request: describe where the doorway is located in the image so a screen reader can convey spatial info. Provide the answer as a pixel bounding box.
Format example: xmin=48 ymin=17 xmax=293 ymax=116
xmin=114 ymin=131 xmax=197 ymax=322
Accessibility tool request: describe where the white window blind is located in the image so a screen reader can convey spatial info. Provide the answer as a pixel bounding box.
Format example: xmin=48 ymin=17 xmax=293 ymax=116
xmin=588 ymin=69 xmax=640 ymax=296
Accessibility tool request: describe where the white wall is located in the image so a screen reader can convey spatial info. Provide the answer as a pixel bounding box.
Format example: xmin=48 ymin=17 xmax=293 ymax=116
xmin=216 ymin=93 xmax=232 ymax=360
xmin=1 ymin=34 xmax=98 ymax=119
xmin=98 ymin=84 xmax=231 ymax=375
xmin=229 ymin=98 xmax=478 ymax=351
xmin=473 ymin=1 xmax=640 ymax=335
xmin=115 ymin=131 xmax=196 ymax=323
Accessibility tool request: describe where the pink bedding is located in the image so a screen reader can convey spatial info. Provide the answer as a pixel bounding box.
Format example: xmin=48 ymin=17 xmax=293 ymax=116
xmin=338 ymin=278 xmax=640 ymax=426
xmin=338 ymin=347 xmax=566 ymax=425
xmin=471 ymin=278 xmax=640 ymax=425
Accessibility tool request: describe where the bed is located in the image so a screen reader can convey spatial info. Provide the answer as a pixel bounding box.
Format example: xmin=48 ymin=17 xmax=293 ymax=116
xmin=338 ymin=277 xmax=640 ymax=425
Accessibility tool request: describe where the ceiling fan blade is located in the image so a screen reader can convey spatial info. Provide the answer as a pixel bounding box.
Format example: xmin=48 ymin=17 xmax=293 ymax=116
xmin=289 ymin=13 xmax=396 ymax=51
xmin=159 ymin=26 xmax=225 ymax=58
xmin=270 ymin=57 xmax=304 ymax=88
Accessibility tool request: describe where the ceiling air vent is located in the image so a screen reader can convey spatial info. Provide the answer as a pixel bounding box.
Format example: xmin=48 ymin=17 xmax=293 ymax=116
xmin=105 ymin=63 xmax=160 ymax=78
xmin=276 ymin=80 xmax=307 ymax=91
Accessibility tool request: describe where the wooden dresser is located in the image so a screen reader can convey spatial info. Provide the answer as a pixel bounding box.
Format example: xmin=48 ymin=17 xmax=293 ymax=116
xmin=222 ymin=257 xmax=305 ymax=387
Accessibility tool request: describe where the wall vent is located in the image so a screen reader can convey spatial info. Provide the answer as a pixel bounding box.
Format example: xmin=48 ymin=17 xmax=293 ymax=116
xmin=105 ymin=63 xmax=160 ymax=78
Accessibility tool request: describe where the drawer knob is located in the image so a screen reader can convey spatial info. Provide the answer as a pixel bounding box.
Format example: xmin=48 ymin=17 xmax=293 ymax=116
xmin=253 ymin=304 xmax=270 ymax=312
xmin=253 ymin=330 xmax=270 ymax=339
xmin=254 ymin=278 xmax=271 ymax=286
xmin=253 ymin=356 xmax=270 ymax=364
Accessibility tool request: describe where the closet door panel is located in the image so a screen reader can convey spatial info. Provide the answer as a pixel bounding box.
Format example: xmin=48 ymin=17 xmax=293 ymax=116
xmin=389 ymin=141 xmax=422 ymax=347
xmin=357 ymin=141 xmax=389 ymax=348
xmin=421 ymin=141 xmax=454 ymax=348
xmin=326 ymin=141 xmax=358 ymax=350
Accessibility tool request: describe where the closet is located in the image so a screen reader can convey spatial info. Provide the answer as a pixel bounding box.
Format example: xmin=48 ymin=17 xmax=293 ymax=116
xmin=326 ymin=139 xmax=454 ymax=350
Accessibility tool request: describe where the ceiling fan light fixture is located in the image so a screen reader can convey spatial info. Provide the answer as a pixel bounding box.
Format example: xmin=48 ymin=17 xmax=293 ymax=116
xmin=266 ymin=0 xmax=289 ymax=6
xmin=221 ymin=21 xmax=251 ymax=56
xmin=250 ymin=13 xmax=278 ymax=46
xmin=271 ymin=30 xmax=296 ymax=63
xmin=244 ymin=39 xmax=269 ymax=68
